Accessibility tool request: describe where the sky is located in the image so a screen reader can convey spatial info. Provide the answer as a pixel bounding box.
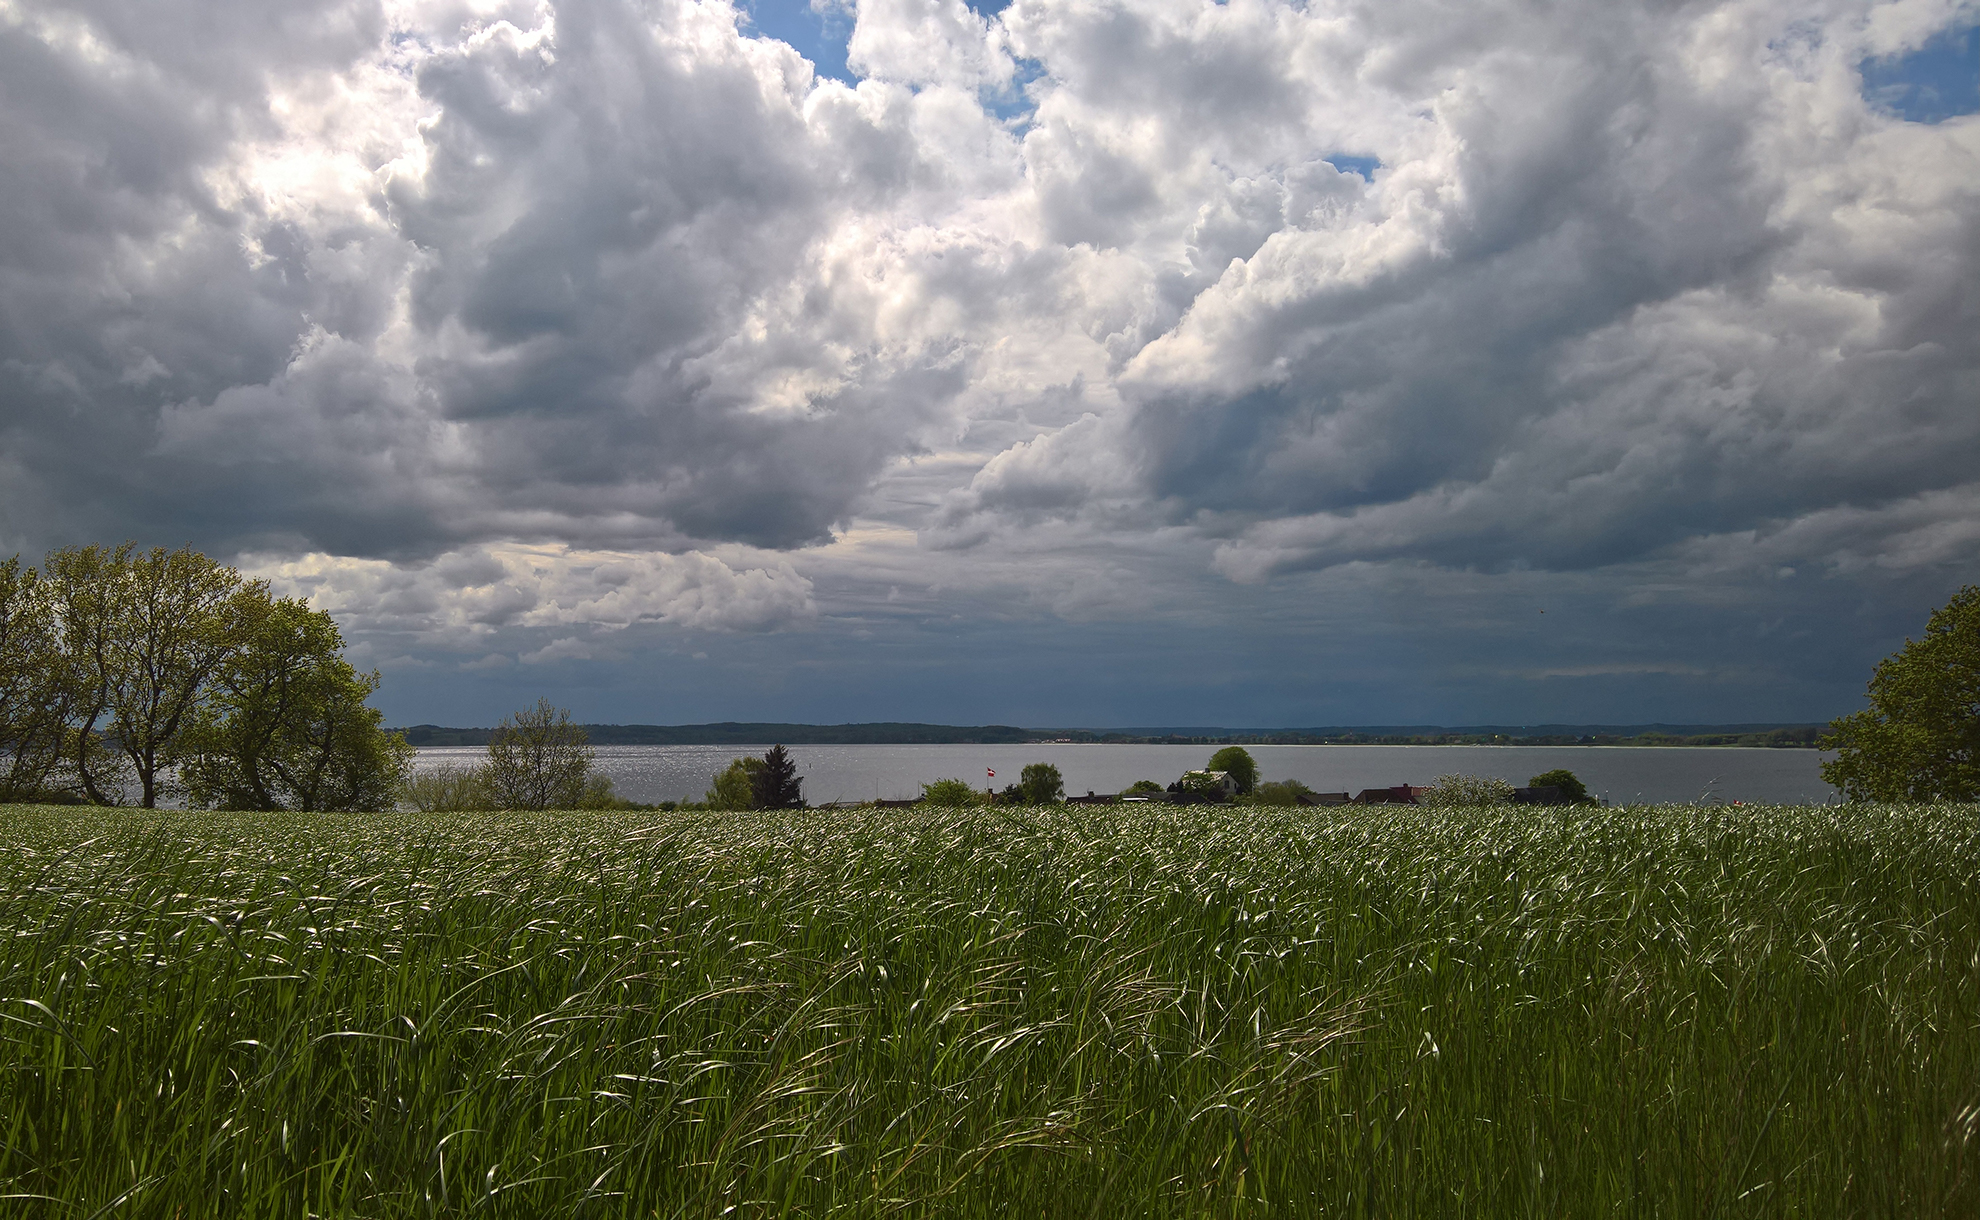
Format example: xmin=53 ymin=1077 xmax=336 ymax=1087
xmin=1 ymin=0 xmax=1976 ymax=729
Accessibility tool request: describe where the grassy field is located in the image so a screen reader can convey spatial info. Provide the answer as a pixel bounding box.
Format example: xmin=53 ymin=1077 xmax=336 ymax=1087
xmin=1 ymin=802 xmax=1975 ymax=1217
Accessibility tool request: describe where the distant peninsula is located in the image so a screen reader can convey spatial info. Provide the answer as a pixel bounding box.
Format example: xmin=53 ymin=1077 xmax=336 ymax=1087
xmin=392 ymin=722 xmax=1827 ymax=748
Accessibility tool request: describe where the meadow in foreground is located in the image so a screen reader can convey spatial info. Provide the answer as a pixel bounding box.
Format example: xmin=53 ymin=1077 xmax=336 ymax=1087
xmin=1 ymin=802 xmax=1975 ymax=1217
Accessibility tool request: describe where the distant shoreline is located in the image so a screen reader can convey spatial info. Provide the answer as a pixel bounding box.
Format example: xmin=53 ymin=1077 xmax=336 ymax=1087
xmin=393 ymin=722 xmax=1827 ymax=749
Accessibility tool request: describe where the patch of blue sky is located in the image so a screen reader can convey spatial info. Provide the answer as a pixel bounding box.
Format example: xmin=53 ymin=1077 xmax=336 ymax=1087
xmin=742 ymin=0 xmax=1028 ymax=112
xmin=961 ymin=0 xmax=1031 ymax=124
xmin=742 ymin=0 xmax=856 ymax=86
xmin=1860 ymin=23 xmax=1979 ymax=124
xmin=985 ymin=56 xmax=1045 ymax=126
xmin=1324 ymin=154 xmax=1380 ymax=182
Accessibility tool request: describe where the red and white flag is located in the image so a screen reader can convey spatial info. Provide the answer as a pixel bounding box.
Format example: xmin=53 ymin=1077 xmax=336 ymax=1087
xmin=987 ymin=768 xmax=995 ymax=779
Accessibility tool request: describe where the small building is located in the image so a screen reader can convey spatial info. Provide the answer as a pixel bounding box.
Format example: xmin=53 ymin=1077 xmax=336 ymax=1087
xmin=1298 ymin=791 xmax=1352 ymax=806
xmin=1354 ymin=785 xmax=1428 ymax=805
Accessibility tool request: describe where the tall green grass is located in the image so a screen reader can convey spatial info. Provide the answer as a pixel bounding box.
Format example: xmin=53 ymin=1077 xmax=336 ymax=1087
xmin=1 ymin=803 xmax=1975 ymax=1217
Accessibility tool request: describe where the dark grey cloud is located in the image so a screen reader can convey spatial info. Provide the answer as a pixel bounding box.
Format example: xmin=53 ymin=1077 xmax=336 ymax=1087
xmin=1 ymin=0 xmax=986 ymax=560
xmin=0 ymin=0 xmax=407 ymax=553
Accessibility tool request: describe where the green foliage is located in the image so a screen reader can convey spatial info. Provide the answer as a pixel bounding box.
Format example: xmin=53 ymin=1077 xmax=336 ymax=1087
xmin=0 ymin=557 xmax=73 ymax=802
xmin=1121 ymin=779 xmax=1165 ymax=796
xmin=1242 ymin=779 xmax=1316 ymax=807
xmin=1019 ymin=761 xmax=1064 ymax=804
xmin=36 ymin=543 xmax=131 ymax=805
xmin=577 ymin=774 xmax=648 ymax=810
xmin=1418 ymin=773 xmax=1515 ymax=808
xmin=1529 ymin=768 xmax=1593 ymax=804
xmin=0 ymin=803 xmax=1973 ymax=1216
xmin=179 ymin=593 xmax=412 ymax=811
xmin=751 ymin=743 xmax=805 ymax=809
xmin=706 ymin=757 xmax=761 ymax=810
xmin=1823 ymin=586 xmax=1980 ymax=801
xmin=41 ymin=543 xmax=243 ymax=807
xmin=1175 ymin=769 xmax=1231 ymax=799
xmin=402 ymin=763 xmax=493 ymax=812
xmin=410 ymin=767 xmax=644 ymax=813
xmin=484 ymin=699 xmax=594 ymax=810
xmin=1207 ymin=745 xmax=1257 ymax=793
xmin=0 ymin=542 xmax=402 ymax=810
xmin=920 ymin=777 xmax=982 ymax=806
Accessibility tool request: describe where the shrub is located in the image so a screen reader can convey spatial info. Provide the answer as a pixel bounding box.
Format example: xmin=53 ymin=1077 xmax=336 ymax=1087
xmin=920 ymin=778 xmax=982 ymax=806
xmin=1244 ymin=779 xmax=1316 ymax=807
xmin=706 ymin=758 xmax=761 ymax=810
xmin=403 ymin=763 xmax=492 ymax=812
xmin=1418 ymin=773 xmax=1515 ymax=808
xmin=577 ymin=774 xmax=650 ymax=810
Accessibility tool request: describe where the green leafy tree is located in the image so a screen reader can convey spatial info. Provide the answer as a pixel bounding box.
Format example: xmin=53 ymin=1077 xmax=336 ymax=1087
xmin=1528 ymin=768 xmax=1593 ymax=804
xmin=1121 ymin=779 xmax=1164 ymax=796
xmin=0 ymin=558 xmax=75 ymax=802
xmin=38 ymin=544 xmax=125 ymax=804
xmin=0 ymin=542 xmax=411 ymax=809
xmin=1207 ymin=746 xmax=1257 ymax=794
xmin=706 ymin=757 xmax=761 ymax=810
xmin=180 ymin=592 xmax=413 ymax=811
xmin=1823 ymin=586 xmax=1980 ymax=801
xmin=43 ymin=544 xmax=243 ymax=807
xmin=1418 ymin=773 xmax=1515 ymax=808
xmin=484 ymin=699 xmax=594 ymax=810
xmin=1019 ymin=762 xmax=1064 ymax=804
xmin=304 ymin=682 xmax=414 ymax=812
xmin=751 ymin=744 xmax=805 ymax=809
xmin=920 ymin=777 xmax=981 ymax=806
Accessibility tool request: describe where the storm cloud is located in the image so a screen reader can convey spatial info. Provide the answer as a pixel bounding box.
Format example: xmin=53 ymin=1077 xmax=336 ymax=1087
xmin=0 ymin=0 xmax=1974 ymax=724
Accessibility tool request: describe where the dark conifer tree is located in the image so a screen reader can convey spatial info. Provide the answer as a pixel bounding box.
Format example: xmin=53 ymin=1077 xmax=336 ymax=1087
xmin=751 ymin=743 xmax=804 ymax=809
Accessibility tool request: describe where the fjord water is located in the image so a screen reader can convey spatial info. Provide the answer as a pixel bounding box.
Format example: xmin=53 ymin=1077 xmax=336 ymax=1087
xmin=413 ymin=742 xmax=1835 ymax=805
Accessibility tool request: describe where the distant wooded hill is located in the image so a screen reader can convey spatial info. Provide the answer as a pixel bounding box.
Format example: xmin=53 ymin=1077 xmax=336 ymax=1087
xmin=392 ymin=722 xmax=1828 ymax=748
xmin=395 ymin=722 xmax=1038 ymax=747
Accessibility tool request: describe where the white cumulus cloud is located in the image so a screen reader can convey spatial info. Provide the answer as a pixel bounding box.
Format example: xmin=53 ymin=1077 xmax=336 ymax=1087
xmin=0 ymin=0 xmax=1975 ymax=720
